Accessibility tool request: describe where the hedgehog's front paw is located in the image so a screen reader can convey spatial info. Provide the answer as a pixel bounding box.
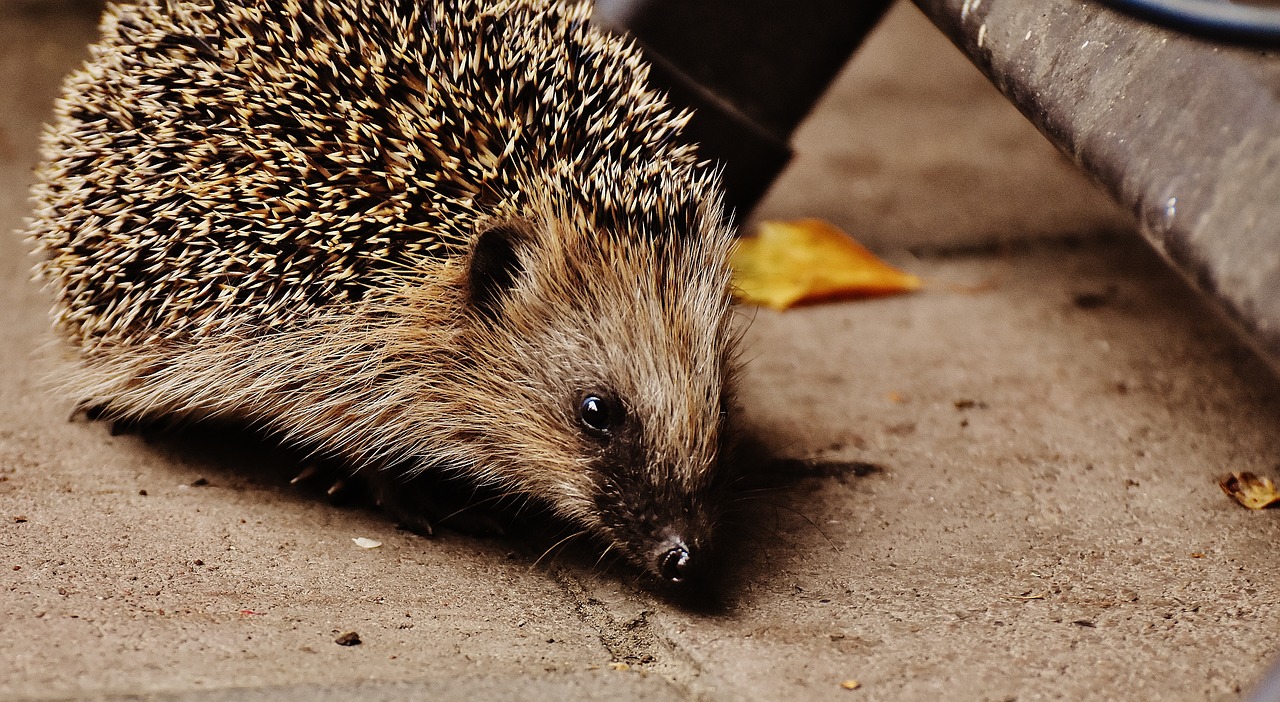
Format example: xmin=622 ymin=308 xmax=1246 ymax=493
xmin=363 ymin=469 xmax=506 ymax=538
xmin=69 ymin=400 xmax=108 ymax=423
xmin=70 ymin=401 xmax=158 ymax=438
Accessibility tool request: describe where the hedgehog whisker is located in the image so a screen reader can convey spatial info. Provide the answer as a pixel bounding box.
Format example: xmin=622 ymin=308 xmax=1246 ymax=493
xmin=531 ymin=529 xmax=589 ymax=571
xmin=759 ymin=499 xmax=841 ymax=554
xmin=434 ymin=489 xmax=511 ymax=525
xmin=591 ymin=541 xmax=616 ymax=574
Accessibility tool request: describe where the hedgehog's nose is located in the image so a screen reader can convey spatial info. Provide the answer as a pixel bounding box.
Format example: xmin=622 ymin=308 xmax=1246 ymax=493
xmin=658 ymin=540 xmax=693 ymax=584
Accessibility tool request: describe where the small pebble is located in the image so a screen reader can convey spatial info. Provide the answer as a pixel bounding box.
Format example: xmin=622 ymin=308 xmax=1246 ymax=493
xmin=335 ymin=631 xmax=361 ymax=646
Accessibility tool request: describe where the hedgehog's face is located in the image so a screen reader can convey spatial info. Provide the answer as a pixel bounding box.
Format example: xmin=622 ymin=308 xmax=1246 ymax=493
xmin=461 ymin=214 xmax=737 ymax=586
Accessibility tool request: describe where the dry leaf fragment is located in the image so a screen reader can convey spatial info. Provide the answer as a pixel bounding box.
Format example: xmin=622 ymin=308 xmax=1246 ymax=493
xmin=731 ymin=219 xmax=922 ymax=310
xmin=1219 ymin=472 xmax=1280 ymax=510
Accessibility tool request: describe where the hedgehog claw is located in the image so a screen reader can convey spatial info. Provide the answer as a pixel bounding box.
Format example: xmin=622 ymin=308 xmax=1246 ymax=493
xmin=326 ymin=478 xmax=353 ymax=501
xmin=393 ymin=513 xmax=436 ymax=538
xmin=364 ymin=473 xmax=435 ymax=536
xmin=290 ymin=464 xmax=321 ymax=485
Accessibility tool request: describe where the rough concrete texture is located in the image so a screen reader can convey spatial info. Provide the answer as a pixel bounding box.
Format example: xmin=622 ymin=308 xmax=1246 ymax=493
xmin=2 ymin=2 xmax=1277 ymax=701
xmin=751 ymin=4 xmax=1132 ymax=250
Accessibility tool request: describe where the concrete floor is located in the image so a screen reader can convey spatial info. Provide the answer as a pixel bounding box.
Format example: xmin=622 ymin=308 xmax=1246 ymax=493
xmin=3 ymin=2 xmax=1278 ymax=700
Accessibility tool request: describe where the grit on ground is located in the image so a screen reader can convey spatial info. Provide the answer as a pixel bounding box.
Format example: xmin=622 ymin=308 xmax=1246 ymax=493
xmin=2 ymin=3 xmax=1278 ymax=701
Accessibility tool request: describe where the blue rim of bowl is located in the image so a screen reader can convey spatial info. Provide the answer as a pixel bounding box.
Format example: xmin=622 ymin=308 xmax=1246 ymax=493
xmin=1103 ymin=0 xmax=1280 ymax=42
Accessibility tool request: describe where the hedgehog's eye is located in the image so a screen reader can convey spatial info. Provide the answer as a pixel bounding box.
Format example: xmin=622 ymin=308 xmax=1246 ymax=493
xmin=579 ymin=394 xmax=621 ymax=437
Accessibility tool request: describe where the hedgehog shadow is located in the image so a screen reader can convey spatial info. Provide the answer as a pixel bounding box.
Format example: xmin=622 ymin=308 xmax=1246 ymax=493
xmin=688 ymin=434 xmax=888 ymax=609
xmin=81 ymin=413 xmax=851 ymax=609
xmin=78 ymin=414 xmax=710 ymax=602
xmin=80 ymin=413 xmax=553 ymax=552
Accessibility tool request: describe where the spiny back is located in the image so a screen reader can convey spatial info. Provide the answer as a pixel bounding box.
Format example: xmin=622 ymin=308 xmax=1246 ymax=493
xmin=29 ymin=0 xmax=713 ymax=346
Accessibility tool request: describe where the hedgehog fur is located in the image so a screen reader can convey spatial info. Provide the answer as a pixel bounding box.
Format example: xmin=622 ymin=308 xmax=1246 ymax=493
xmin=27 ymin=0 xmax=739 ymax=585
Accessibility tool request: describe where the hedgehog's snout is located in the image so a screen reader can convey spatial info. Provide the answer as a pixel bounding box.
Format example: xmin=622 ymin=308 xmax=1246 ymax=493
xmin=656 ymin=537 xmax=695 ymax=584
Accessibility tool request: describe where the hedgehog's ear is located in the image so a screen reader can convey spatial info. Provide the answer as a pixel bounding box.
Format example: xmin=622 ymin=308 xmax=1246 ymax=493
xmin=468 ymin=221 xmax=529 ymax=318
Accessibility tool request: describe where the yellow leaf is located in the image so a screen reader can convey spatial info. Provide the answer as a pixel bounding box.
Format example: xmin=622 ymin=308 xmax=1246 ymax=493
xmin=732 ymin=219 xmax=921 ymax=310
xmin=1219 ymin=471 xmax=1280 ymax=510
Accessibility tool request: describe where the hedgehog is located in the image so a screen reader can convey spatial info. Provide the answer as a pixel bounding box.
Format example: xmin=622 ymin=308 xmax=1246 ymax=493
xmin=26 ymin=0 xmax=740 ymax=586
